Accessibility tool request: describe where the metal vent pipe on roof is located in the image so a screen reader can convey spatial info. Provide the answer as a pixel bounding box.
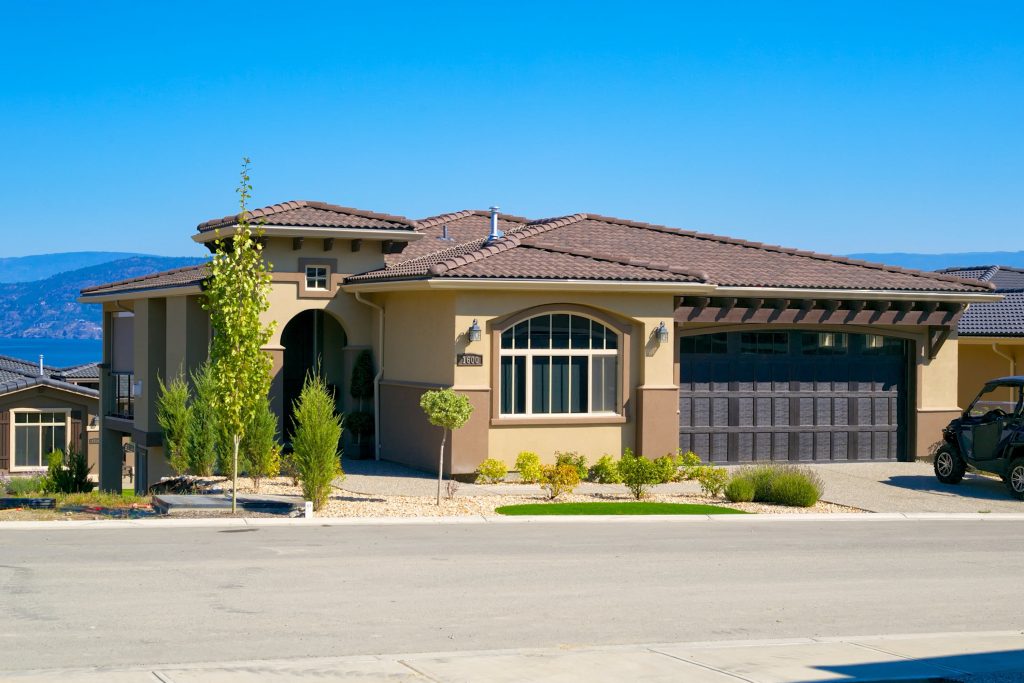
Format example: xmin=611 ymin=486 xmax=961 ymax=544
xmin=487 ymin=206 xmax=504 ymax=243
xmin=39 ymin=355 xmax=44 ymax=376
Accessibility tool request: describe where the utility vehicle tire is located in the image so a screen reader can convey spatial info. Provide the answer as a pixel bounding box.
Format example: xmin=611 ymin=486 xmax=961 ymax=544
xmin=934 ymin=444 xmax=965 ymax=485
xmin=1005 ymin=459 xmax=1024 ymax=501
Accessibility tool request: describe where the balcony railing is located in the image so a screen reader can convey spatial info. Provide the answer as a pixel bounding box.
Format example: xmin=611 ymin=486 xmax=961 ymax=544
xmin=108 ymin=373 xmax=134 ymax=420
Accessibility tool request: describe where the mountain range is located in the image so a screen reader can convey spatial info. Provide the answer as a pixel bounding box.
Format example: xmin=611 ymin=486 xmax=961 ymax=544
xmin=0 ymin=248 xmax=1020 ymax=340
xmin=0 ymin=254 xmax=207 ymax=339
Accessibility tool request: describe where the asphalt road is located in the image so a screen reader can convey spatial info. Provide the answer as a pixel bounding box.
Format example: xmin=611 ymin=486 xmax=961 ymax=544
xmin=2 ymin=519 xmax=1023 ymax=671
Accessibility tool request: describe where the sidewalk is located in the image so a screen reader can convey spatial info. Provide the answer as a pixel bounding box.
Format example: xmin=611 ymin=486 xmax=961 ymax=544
xmin=3 ymin=631 xmax=1022 ymax=682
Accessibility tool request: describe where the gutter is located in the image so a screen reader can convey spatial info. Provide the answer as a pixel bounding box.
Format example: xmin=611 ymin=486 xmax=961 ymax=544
xmin=992 ymin=343 xmax=1017 ymax=375
xmin=354 ymin=291 xmax=384 ymax=461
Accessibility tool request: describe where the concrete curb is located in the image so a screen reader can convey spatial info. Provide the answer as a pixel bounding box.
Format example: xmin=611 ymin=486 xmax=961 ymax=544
xmin=3 ymin=510 xmax=1024 ymax=530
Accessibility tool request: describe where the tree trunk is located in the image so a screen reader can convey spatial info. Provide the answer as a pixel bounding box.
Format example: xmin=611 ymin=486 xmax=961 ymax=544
xmin=232 ymin=433 xmax=240 ymax=514
xmin=436 ymin=429 xmax=447 ymax=506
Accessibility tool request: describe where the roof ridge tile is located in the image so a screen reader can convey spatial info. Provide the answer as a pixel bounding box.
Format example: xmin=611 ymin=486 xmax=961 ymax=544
xmin=197 ymin=201 xmax=417 ymax=232
xmin=582 ymin=214 xmax=995 ymax=291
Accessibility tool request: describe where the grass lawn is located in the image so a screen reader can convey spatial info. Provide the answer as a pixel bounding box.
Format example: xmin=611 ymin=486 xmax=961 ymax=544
xmin=495 ymin=502 xmax=748 ymax=516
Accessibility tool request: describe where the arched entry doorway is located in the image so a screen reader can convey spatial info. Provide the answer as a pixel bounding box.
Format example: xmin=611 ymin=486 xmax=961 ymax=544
xmin=280 ymin=309 xmax=348 ymax=437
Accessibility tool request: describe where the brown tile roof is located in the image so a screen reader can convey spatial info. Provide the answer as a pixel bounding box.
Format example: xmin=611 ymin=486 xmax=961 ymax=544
xmin=352 ymin=212 xmax=992 ymax=293
xmin=386 ymin=211 xmax=533 ymax=266
xmin=197 ymin=201 xmax=417 ymax=233
xmin=80 ymin=263 xmax=209 ymax=297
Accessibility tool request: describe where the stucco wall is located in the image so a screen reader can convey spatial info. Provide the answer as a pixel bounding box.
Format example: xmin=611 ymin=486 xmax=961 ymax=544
xmin=452 ymin=290 xmax=677 ymax=468
xmin=957 ymin=340 xmax=1022 ymax=409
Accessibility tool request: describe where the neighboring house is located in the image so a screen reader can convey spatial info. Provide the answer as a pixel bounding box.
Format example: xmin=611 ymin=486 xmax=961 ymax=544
xmin=0 ymin=355 xmax=100 ymax=477
xmin=79 ymin=201 xmax=997 ymax=492
xmin=937 ymin=265 xmax=1024 ymax=408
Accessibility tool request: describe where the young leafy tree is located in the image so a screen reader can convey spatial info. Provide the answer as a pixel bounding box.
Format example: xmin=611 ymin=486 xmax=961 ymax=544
xmin=243 ymin=399 xmax=281 ymax=492
xmin=156 ymin=371 xmax=192 ymax=475
xmin=419 ymin=388 xmax=473 ymax=505
xmin=290 ymin=373 xmax=343 ymax=511
xmin=186 ymin=361 xmax=223 ymax=477
xmin=201 ymin=158 xmax=275 ymax=512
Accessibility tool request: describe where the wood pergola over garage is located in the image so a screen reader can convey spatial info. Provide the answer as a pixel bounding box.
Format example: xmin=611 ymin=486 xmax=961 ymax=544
xmin=675 ymin=296 xmax=964 ymax=463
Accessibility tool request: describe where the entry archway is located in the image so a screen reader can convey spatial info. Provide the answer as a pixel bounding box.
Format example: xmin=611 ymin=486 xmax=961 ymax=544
xmin=280 ymin=309 xmax=348 ymax=438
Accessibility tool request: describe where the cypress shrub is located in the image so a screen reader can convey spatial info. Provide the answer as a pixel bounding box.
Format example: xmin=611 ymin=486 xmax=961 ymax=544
xmin=290 ymin=373 xmax=343 ymax=511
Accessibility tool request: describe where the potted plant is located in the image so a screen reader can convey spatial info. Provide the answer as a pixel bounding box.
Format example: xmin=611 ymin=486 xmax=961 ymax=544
xmin=349 ymin=350 xmax=375 ymax=459
xmin=345 ymin=411 xmax=375 ymax=459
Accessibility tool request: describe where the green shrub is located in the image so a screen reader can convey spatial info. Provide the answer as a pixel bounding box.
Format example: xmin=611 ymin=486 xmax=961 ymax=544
xmin=476 ymin=458 xmax=508 ymax=484
xmin=515 ymin=451 xmax=543 ymax=483
xmin=349 ymin=349 xmax=375 ymax=410
xmin=6 ymin=475 xmax=46 ymax=496
xmin=243 ymin=400 xmax=281 ymax=491
xmin=345 ymin=411 xmax=375 ymax=443
xmin=677 ymin=449 xmax=703 ymax=480
xmin=724 ymin=476 xmax=756 ymax=502
xmin=539 ymin=464 xmax=580 ymax=500
xmin=617 ymin=449 xmax=660 ymax=500
xmin=765 ymin=469 xmax=822 ymax=507
xmin=290 ymin=373 xmax=343 ymax=511
xmin=589 ymin=454 xmax=623 ymax=484
xmin=156 ymin=372 xmax=192 ymax=475
xmin=187 ymin=362 xmax=223 ymax=477
xmin=729 ymin=464 xmax=823 ymax=507
xmin=694 ymin=465 xmax=728 ymax=497
xmin=653 ymin=454 xmax=681 ymax=484
xmin=44 ymin=448 xmax=95 ymax=494
xmin=555 ymin=452 xmax=588 ymax=480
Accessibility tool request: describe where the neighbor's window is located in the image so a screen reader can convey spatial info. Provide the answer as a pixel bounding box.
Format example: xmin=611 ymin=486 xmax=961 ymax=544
xmin=305 ymin=266 xmax=329 ymax=290
xmin=13 ymin=411 xmax=68 ymax=469
xmin=499 ymin=313 xmax=618 ymax=416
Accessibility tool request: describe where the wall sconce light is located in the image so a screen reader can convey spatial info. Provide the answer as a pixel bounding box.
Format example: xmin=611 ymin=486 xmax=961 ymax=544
xmin=468 ymin=319 xmax=482 ymax=342
xmin=656 ymin=321 xmax=670 ymax=344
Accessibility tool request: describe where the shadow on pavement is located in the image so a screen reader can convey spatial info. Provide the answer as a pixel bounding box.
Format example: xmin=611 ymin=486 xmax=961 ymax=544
xmin=810 ymin=647 xmax=1024 ymax=682
xmin=881 ymin=474 xmax=1012 ymax=502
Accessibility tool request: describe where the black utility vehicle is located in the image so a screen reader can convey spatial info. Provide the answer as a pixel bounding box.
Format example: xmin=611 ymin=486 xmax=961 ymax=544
xmin=935 ymin=376 xmax=1024 ymax=499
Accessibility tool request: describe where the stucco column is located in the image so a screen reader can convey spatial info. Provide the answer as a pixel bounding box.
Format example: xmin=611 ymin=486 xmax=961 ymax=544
xmin=99 ymin=425 xmax=123 ymax=493
xmin=915 ymin=335 xmax=960 ymax=459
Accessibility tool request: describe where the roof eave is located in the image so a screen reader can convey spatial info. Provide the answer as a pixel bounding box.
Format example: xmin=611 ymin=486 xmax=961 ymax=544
xmin=78 ymin=284 xmax=204 ymax=304
xmin=193 ymin=225 xmax=424 ymax=244
xmin=712 ymin=286 xmax=1001 ymax=303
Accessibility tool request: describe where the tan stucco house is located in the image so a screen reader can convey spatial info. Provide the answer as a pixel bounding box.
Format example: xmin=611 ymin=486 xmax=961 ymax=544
xmin=79 ymin=201 xmax=998 ymax=492
xmin=938 ymin=266 xmax=1024 ymax=409
xmin=0 ymin=356 xmax=100 ymax=477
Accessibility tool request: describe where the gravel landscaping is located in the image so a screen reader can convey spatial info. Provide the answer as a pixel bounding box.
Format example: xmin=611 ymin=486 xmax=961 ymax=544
xmin=227 ymin=476 xmax=861 ymax=516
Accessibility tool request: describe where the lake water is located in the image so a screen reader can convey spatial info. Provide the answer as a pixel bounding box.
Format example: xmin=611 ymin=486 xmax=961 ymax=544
xmin=0 ymin=338 xmax=101 ymax=367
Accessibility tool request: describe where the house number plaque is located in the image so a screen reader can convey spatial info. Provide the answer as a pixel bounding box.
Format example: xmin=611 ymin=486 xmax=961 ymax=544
xmin=456 ymin=353 xmax=483 ymax=367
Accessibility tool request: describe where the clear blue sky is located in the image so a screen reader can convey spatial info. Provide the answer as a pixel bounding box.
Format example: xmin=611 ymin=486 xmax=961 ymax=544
xmin=1 ymin=2 xmax=1021 ymax=257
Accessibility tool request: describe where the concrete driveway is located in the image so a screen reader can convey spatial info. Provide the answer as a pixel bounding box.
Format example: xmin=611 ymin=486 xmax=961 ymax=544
xmin=810 ymin=460 xmax=1024 ymax=513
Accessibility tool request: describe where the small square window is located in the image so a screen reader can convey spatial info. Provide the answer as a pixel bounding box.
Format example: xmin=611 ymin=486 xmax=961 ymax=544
xmin=305 ymin=266 xmax=329 ymax=290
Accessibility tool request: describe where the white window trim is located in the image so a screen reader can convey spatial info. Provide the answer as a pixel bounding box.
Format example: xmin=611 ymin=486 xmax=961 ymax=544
xmin=305 ymin=265 xmax=330 ymax=291
xmin=498 ymin=315 xmax=621 ymax=418
xmin=9 ymin=408 xmax=71 ymax=472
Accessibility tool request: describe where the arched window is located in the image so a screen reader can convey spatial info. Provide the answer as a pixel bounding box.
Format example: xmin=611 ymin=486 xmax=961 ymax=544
xmin=499 ymin=313 xmax=618 ymax=416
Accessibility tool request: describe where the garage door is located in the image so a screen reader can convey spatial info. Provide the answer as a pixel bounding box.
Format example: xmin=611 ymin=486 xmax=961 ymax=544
xmin=678 ymin=331 xmax=909 ymax=463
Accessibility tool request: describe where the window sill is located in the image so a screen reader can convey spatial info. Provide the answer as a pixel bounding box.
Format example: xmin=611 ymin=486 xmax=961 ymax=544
xmin=9 ymin=466 xmax=47 ymax=473
xmin=490 ymin=414 xmax=627 ymax=427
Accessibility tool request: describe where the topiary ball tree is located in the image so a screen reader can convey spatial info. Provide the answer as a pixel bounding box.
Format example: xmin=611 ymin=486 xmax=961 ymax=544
xmin=419 ymin=388 xmax=474 ymax=505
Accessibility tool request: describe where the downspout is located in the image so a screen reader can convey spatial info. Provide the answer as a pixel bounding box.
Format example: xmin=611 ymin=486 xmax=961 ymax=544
xmin=354 ymin=291 xmax=384 ymax=460
xmin=992 ymin=343 xmax=1017 ymax=376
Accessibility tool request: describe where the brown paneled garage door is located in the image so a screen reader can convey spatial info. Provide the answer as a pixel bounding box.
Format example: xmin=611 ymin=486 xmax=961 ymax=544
xmin=678 ymin=330 xmax=909 ymax=463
